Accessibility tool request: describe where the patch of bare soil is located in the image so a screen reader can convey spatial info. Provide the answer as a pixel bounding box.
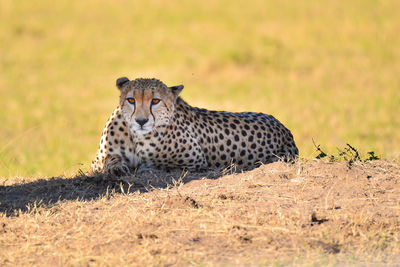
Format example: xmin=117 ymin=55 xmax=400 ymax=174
xmin=0 ymin=160 xmax=399 ymax=266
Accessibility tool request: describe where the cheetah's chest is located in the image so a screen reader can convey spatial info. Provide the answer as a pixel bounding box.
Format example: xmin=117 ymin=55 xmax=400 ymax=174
xmin=130 ymin=126 xmax=207 ymax=170
xmin=134 ymin=137 xmax=163 ymax=166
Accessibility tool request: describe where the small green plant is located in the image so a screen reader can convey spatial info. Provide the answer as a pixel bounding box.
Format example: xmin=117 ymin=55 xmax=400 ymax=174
xmin=336 ymin=143 xmax=361 ymax=165
xmin=312 ymin=140 xmax=380 ymax=166
xmin=366 ymin=151 xmax=380 ymax=161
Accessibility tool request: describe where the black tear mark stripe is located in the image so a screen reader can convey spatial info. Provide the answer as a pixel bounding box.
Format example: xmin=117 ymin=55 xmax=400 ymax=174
xmin=150 ymin=105 xmax=156 ymax=123
xmin=149 ymin=90 xmax=156 ymax=122
xmin=130 ymin=103 xmax=136 ymax=120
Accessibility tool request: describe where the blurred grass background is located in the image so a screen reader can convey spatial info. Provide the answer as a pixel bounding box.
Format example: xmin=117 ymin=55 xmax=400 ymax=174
xmin=0 ymin=0 xmax=399 ymax=178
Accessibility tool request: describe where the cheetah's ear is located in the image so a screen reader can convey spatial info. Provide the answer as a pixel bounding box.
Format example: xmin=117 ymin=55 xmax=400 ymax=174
xmin=169 ymin=85 xmax=184 ymax=96
xmin=116 ymin=77 xmax=130 ymax=90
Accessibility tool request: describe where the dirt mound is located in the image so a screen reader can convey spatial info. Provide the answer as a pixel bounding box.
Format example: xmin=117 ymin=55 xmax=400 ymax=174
xmin=1 ymin=160 xmax=399 ymax=266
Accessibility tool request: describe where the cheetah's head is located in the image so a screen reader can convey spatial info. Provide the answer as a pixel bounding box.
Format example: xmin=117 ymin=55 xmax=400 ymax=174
xmin=116 ymin=77 xmax=183 ymax=135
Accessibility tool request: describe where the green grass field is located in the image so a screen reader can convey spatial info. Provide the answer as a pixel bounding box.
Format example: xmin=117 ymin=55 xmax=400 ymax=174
xmin=0 ymin=0 xmax=399 ymax=178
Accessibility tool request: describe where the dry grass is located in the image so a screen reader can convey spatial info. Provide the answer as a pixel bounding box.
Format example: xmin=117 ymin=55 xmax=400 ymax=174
xmin=1 ymin=160 xmax=399 ymax=266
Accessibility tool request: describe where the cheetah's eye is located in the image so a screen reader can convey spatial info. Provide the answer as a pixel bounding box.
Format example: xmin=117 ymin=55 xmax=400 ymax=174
xmin=127 ymin=98 xmax=136 ymax=104
xmin=151 ymin=99 xmax=161 ymax=105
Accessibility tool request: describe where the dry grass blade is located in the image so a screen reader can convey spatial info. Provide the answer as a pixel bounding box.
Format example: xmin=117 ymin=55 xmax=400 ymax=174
xmin=0 ymin=160 xmax=399 ymax=266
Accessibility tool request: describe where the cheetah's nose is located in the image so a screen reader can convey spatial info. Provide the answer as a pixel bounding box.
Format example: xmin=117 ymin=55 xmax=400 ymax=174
xmin=136 ymin=118 xmax=149 ymax=127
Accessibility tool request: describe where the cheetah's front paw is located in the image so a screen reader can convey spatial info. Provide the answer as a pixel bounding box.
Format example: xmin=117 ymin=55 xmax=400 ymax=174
xmin=107 ymin=164 xmax=131 ymax=177
xmin=104 ymin=155 xmax=132 ymax=177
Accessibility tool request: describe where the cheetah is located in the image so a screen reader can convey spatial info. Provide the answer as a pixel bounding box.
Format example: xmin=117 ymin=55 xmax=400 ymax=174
xmin=91 ymin=77 xmax=298 ymax=176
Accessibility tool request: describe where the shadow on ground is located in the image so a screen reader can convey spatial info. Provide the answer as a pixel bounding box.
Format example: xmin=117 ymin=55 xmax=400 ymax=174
xmin=0 ymin=168 xmax=228 ymax=217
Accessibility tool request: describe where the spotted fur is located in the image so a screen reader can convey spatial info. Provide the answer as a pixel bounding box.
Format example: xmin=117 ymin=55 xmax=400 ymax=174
xmin=91 ymin=78 xmax=298 ymax=176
